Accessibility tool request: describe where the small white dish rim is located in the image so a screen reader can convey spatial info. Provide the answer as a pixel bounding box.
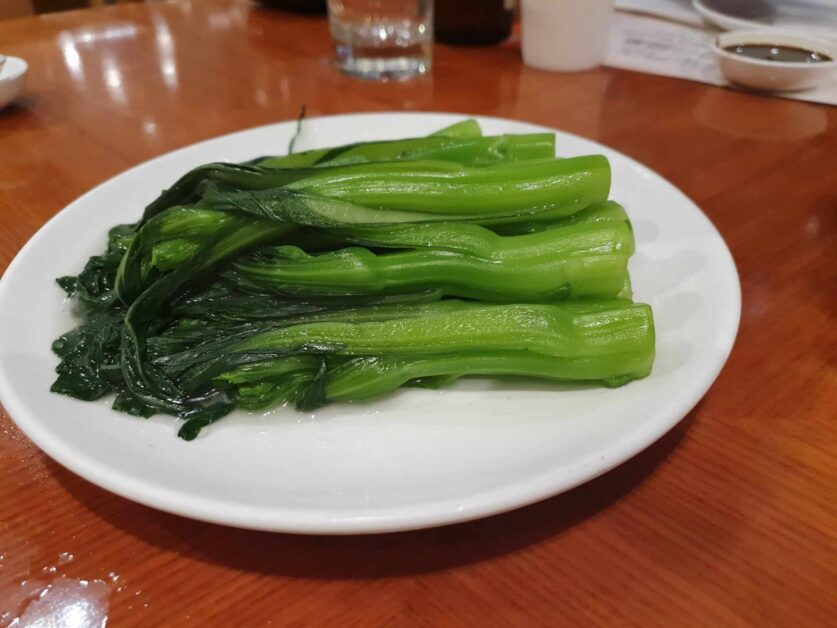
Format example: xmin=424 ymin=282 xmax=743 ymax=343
xmin=0 ymin=55 xmax=28 ymax=83
xmin=712 ymin=30 xmax=837 ymax=70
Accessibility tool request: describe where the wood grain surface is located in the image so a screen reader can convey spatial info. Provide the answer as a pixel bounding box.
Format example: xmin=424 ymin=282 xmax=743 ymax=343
xmin=1 ymin=0 xmax=835 ymax=625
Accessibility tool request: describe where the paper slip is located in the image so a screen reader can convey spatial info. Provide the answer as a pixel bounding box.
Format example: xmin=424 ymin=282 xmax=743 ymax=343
xmin=615 ymin=0 xmax=704 ymax=27
xmin=606 ymin=12 xmax=837 ymax=106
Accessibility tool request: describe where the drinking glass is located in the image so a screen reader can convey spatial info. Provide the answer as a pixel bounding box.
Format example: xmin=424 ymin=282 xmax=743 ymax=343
xmin=327 ymin=0 xmax=433 ymax=80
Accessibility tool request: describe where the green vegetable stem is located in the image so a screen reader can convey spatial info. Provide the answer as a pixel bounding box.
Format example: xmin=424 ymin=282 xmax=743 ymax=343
xmin=50 ymin=119 xmax=654 ymax=440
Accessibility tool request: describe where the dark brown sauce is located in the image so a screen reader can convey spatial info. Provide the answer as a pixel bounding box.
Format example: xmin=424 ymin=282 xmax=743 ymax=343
xmin=724 ymin=44 xmax=832 ymax=63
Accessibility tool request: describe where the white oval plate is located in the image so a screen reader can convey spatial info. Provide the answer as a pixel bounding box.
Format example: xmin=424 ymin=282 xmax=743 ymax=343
xmin=0 ymin=113 xmax=739 ymax=534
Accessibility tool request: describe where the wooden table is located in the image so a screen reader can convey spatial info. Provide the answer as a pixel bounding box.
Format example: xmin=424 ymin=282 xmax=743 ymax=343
xmin=1 ymin=1 xmax=835 ymax=624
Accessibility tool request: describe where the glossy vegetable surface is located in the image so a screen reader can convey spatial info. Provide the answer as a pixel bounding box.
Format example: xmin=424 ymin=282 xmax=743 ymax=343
xmin=51 ymin=120 xmax=654 ymax=439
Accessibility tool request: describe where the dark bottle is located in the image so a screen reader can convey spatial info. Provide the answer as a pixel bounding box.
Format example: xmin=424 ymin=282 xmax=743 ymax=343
xmin=257 ymin=0 xmax=326 ymax=14
xmin=435 ymin=0 xmax=514 ymax=46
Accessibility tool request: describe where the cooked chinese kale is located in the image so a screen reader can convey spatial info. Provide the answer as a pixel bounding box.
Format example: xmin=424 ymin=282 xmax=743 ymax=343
xmin=52 ymin=120 xmax=654 ymax=439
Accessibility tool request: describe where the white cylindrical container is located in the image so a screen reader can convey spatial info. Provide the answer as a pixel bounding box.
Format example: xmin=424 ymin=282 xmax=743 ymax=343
xmin=521 ymin=0 xmax=614 ymax=72
xmin=0 ymin=56 xmax=27 ymax=109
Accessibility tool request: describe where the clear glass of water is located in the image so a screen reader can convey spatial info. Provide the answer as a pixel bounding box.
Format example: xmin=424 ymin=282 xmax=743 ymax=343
xmin=328 ymin=0 xmax=433 ymax=80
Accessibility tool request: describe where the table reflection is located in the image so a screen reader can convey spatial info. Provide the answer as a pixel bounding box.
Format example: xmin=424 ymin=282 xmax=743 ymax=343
xmin=150 ymin=13 xmax=178 ymax=90
xmin=102 ymin=56 xmax=126 ymax=104
xmin=694 ymin=89 xmax=828 ymax=141
xmin=11 ymin=577 xmax=110 ymax=628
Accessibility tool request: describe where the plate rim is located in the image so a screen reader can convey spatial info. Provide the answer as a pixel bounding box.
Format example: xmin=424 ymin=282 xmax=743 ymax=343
xmin=0 ymin=112 xmax=741 ymax=534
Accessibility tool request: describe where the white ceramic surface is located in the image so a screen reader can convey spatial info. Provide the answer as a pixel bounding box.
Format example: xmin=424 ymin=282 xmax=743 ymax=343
xmin=522 ymin=0 xmax=614 ymax=72
xmin=0 ymin=113 xmax=740 ymax=534
xmin=693 ymin=0 xmax=837 ymax=37
xmin=713 ymin=30 xmax=837 ymax=91
xmin=0 ymin=55 xmax=27 ymax=109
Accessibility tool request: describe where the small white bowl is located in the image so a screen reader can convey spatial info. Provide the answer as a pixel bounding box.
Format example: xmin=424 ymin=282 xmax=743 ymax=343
xmin=712 ymin=30 xmax=837 ymax=92
xmin=0 ymin=55 xmax=28 ymax=109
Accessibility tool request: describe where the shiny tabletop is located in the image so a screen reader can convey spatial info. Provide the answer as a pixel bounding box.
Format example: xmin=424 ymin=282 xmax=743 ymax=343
xmin=1 ymin=0 xmax=835 ymax=625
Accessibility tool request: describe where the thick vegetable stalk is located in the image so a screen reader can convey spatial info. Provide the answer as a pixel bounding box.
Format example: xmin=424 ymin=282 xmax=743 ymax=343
xmin=187 ymin=299 xmax=654 ymax=415
xmin=258 ymin=133 xmax=555 ymax=169
xmin=140 ymin=200 xmax=629 ymax=284
xmin=490 ymin=201 xmax=631 ymax=236
xmin=283 ymin=156 xmax=609 ymax=214
xmin=141 ymin=120 xmax=556 ymax=221
xmin=151 ymin=299 xmax=482 ymax=361
xmin=50 ymin=119 xmax=654 ymax=441
xmin=153 ymin=300 xmax=486 ymax=374
xmin=429 ymin=118 xmax=483 ymax=138
xmin=256 ymin=118 xmax=485 ymax=169
xmin=198 ymin=156 xmax=609 ymax=225
xmin=155 ymin=300 xmax=654 ymax=399
xmin=228 ymin=215 xmax=634 ymax=301
xmin=325 ymin=349 xmax=654 ymax=402
xmin=232 ymin=300 xmax=653 ymax=360
xmin=144 ymin=155 xmax=607 ymax=223
xmin=120 ymin=155 xmax=611 ymax=301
